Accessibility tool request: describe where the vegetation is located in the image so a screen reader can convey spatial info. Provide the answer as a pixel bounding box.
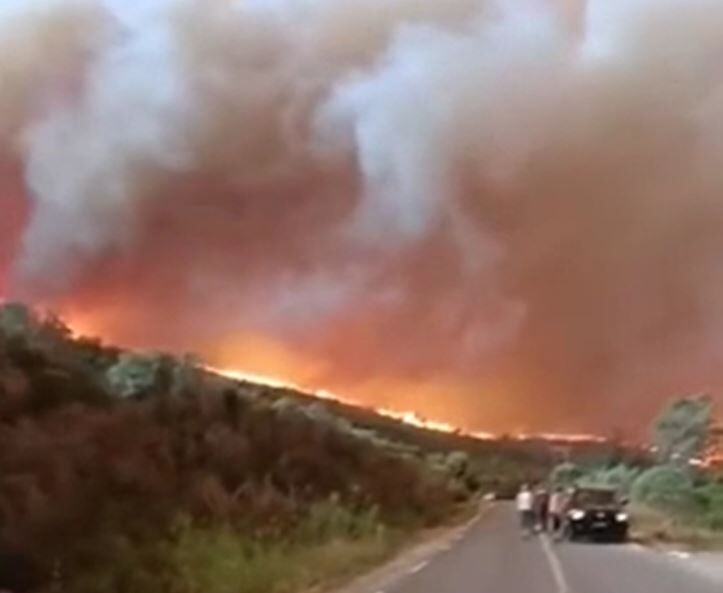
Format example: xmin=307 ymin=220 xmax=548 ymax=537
xmin=653 ymin=395 xmax=713 ymax=465
xmin=0 ymin=302 xmax=643 ymax=591
xmin=549 ymin=462 xmax=584 ymax=487
xmin=552 ymin=394 xmax=723 ymax=549
xmin=0 ymin=303 xmax=477 ymax=593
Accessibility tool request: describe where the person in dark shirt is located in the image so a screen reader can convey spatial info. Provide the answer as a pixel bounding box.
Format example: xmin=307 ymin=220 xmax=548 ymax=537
xmin=533 ymin=485 xmax=550 ymax=532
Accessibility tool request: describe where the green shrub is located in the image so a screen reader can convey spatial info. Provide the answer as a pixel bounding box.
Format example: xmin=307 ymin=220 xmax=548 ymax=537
xmin=631 ymin=465 xmax=695 ymax=511
xmin=550 ymin=462 xmax=583 ymax=487
xmin=296 ymin=497 xmax=381 ymax=544
xmin=583 ymin=464 xmax=641 ymax=494
xmin=0 ymin=303 xmax=35 ymax=339
xmin=169 ymin=502 xmax=394 ymax=593
xmin=694 ymin=481 xmax=723 ymax=530
xmin=106 ymin=353 xmax=162 ymax=398
xmin=173 ymin=527 xmax=280 ymax=593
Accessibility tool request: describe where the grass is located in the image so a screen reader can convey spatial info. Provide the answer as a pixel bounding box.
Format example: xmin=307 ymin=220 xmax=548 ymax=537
xmin=60 ymin=500 xmax=419 ymax=593
xmin=170 ymin=499 xmax=484 ymax=593
xmin=630 ymin=504 xmax=723 ymax=551
xmin=63 ymin=500 xmax=480 ymax=593
xmin=173 ymin=500 xmax=403 ymax=593
xmin=172 ymin=525 xmax=404 ymax=593
xmin=172 ymin=501 xmax=480 ymax=593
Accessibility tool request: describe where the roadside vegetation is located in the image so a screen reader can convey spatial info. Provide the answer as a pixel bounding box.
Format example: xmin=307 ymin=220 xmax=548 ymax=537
xmin=551 ymin=395 xmax=723 ymax=549
xmin=0 ymin=303 xmax=478 ymax=593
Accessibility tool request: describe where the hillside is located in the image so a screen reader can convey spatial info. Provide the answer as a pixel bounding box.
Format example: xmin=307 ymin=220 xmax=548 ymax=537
xmin=0 ymin=302 xmax=639 ymax=592
xmin=232 ymin=380 xmax=632 ymax=496
xmin=0 ymin=303 xmax=484 ymax=593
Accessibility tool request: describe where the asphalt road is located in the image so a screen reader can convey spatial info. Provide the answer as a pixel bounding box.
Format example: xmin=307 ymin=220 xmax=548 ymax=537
xmin=385 ymin=505 xmax=722 ymax=593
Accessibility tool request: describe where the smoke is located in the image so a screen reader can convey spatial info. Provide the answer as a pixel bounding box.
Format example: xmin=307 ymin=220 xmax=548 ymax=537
xmin=2 ymin=0 xmax=723 ymax=433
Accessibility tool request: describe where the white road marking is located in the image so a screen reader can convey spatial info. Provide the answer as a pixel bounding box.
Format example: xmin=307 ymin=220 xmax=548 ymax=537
xmin=669 ymin=550 xmax=692 ymax=560
xmin=408 ymin=561 xmax=429 ymax=575
xmin=357 ymin=505 xmax=487 ymax=593
xmin=540 ymin=535 xmax=572 ymax=593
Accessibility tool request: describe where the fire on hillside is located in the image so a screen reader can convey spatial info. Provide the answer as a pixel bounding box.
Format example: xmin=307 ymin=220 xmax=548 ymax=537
xmin=59 ymin=306 xmax=609 ymax=445
xmin=210 ymin=366 xmax=608 ymax=446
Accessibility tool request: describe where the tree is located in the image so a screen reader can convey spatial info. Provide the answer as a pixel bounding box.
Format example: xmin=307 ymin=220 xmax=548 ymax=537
xmin=653 ymin=395 xmax=713 ymax=465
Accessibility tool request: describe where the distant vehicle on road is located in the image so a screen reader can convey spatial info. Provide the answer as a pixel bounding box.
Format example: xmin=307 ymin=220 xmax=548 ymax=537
xmin=564 ymin=486 xmax=629 ymax=543
xmin=493 ymin=483 xmax=520 ymax=500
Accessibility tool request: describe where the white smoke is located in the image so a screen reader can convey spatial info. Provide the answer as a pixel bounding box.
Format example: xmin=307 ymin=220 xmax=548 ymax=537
xmin=3 ymin=0 xmax=723 ymax=430
xmin=12 ymin=0 xmax=193 ymax=286
xmin=317 ymin=2 xmax=571 ymax=244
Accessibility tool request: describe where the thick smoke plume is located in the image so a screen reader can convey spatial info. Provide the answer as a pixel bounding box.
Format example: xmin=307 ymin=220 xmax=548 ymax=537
xmin=2 ymin=0 xmax=723 ymax=434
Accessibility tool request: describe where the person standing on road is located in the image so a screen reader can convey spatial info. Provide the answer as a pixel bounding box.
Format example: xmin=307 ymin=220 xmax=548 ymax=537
xmin=558 ymin=487 xmax=577 ymax=541
xmin=516 ymin=483 xmax=534 ymax=536
xmin=534 ymin=485 xmax=550 ymax=532
xmin=548 ymin=487 xmax=566 ymax=535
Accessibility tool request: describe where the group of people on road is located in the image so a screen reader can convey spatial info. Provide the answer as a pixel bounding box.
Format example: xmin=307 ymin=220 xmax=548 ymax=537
xmin=516 ymin=483 xmax=571 ymax=537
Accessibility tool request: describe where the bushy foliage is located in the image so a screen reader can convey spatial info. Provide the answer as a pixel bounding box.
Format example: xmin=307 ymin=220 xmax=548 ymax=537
xmin=550 ymin=462 xmax=584 ymax=487
xmin=106 ymin=353 xmax=163 ymax=398
xmin=0 ymin=303 xmax=34 ymax=338
xmin=170 ymin=509 xmax=395 ymax=593
xmin=631 ymin=465 xmax=695 ymax=511
xmin=444 ymin=451 xmax=470 ymax=476
xmin=0 ymin=303 xmax=74 ymax=351
xmin=601 ymin=396 xmax=723 ymax=545
xmin=295 ymin=496 xmax=381 ymax=543
xmin=693 ymin=481 xmax=723 ymax=530
xmin=583 ymin=464 xmax=640 ymax=494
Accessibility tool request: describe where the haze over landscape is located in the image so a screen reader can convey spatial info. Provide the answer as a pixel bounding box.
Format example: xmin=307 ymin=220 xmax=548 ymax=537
xmin=2 ymin=0 xmax=723 ymax=435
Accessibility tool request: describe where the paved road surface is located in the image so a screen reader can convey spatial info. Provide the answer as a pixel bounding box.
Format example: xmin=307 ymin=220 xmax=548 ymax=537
xmin=384 ymin=505 xmax=721 ymax=593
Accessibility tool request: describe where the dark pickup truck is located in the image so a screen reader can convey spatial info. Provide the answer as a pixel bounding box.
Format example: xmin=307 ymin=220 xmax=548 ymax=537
xmin=564 ymin=486 xmax=629 ymax=543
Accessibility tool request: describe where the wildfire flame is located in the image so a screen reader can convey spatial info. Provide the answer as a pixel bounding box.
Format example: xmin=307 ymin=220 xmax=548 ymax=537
xmin=57 ymin=310 xmax=606 ymax=444
xmin=210 ymin=366 xmax=606 ymax=445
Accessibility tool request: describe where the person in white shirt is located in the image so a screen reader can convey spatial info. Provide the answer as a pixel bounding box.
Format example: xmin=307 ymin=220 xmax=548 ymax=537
xmin=516 ymin=483 xmax=534 ymax=534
